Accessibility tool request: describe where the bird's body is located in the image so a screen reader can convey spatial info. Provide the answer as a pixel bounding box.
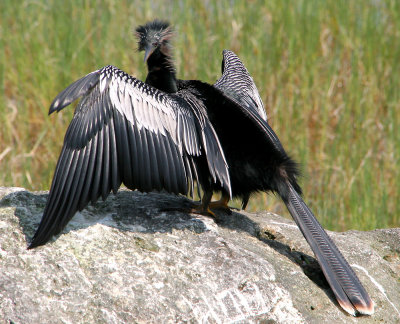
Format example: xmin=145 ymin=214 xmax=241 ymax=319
xmin=177 ymin=78 xmax=301 ymax=205
xmin=30 ymin=19 xmax=373 ymax=316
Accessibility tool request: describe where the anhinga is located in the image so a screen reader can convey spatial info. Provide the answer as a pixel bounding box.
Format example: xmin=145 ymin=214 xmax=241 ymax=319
xmin=29 ymin=19 xmax=373 ymax=316
xmin=136 ymin=20 xmax=374 ymax=316
xmin=28 ymin=22 xmax=231 ymax=248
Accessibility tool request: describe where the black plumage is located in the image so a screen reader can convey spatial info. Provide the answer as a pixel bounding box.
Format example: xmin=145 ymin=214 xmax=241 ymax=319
xmin=138 ymin=21 xmax=374 ymax=316
xmin=29 ymin=64 xmax=230 ymax=249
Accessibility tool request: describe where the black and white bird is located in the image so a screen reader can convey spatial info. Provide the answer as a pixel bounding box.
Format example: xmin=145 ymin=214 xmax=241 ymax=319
xmin=28 ymin=33 xmax=231 ymax=249
xmin=30 ymin=19 xmax=373 ymax=316
xmin=137 ymin=20 xmax=374 ymax=316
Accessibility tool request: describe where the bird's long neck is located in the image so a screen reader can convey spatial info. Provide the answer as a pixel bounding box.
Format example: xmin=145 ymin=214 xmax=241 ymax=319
xmin=145 ymin=50 xmax=177 ymax=93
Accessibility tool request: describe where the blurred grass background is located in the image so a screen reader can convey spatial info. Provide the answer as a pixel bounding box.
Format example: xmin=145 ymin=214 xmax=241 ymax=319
xmin=1 ymin=0 xmax=399 ymax=231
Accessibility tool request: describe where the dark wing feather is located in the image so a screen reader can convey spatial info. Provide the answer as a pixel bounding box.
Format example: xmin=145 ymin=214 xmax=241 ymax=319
xmin=214 ymin=50 xmax=267 ymax=121
xmin=176 ymin=90 xmax=231 ymax=196
xmin=212 ymin=50 xmax=285 ymax=156
xmin=49 ymin=70 xmax=101 ymax=113
xmin=29 ymin=65 xmax=229 ymax=248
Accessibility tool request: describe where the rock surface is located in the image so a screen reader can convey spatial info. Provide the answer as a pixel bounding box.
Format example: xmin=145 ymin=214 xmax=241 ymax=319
xmin=0 ymin=187 xmax=399 ymax=323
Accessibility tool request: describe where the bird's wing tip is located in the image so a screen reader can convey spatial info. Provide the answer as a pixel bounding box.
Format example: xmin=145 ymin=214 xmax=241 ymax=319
xmin=222 ymin=49 xmax=237 ymax=59
xmin=27 ymin=242 xmax=37 ymax=250
xmin=27 ymin=233 xmax=48 ymax=249
xmin=48 ymin=107 xmax=57 ymax=115
xmin=48 ymin=99 xmax=62 ymax=115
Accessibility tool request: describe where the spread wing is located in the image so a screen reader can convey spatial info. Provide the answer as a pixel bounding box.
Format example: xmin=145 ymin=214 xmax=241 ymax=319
xmin=214 ymin=50 xmax=267 ymax=121
xmin=213 ymin=50 xmax=284 ymax=153
xmin=29 ymin=65 xmax=229 ymax=248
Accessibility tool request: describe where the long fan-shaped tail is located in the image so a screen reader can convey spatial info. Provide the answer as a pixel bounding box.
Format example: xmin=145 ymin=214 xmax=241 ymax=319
xmin=283 ymin=183 xmax=374 ymax=316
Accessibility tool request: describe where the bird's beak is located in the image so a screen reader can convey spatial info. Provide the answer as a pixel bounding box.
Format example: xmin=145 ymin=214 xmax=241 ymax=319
xmin=144 ymin=45 xmax=154 ymax=63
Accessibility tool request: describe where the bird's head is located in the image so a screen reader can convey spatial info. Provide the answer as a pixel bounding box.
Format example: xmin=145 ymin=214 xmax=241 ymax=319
xmin=135 ymin=19 xmax=174 ymax=63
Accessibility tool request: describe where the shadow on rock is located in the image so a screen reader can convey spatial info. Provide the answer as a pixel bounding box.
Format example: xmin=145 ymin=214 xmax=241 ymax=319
xmin=213 ymin=208 xmax=340 ymax=309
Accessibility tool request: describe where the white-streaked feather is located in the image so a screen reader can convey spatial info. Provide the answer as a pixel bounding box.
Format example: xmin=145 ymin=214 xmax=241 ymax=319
xmin=214 ymin=50 xmax=267 ymax=121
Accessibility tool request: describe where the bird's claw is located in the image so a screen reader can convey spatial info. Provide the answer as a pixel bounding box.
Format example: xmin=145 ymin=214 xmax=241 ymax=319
xmin=190 ymin=205 xmax=217 ymax=218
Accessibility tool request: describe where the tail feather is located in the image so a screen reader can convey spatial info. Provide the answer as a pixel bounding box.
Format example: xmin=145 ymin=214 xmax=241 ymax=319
xmin=284 ymin=183 xmax=374 ymax=316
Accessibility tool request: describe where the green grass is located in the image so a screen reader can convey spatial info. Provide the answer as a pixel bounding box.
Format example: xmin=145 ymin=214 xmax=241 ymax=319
xmin=1 ymin=0 xmax=399 ymax=231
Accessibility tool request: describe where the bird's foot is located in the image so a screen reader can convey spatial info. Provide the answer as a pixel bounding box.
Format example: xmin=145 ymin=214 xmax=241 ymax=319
xmin=208 ymin=195 xmax=233 ymax=215
xmin=190 ymin=204 xmax=216 ymax=218
xmin=208 ymin=201 xmax=232 ymax=214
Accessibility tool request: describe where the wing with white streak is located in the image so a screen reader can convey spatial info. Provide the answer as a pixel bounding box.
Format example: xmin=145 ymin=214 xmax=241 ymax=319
xmin=214 ymin=50 xmax=267 ymax=121
xmin=29 ymin=65 xmax=229 ymax=248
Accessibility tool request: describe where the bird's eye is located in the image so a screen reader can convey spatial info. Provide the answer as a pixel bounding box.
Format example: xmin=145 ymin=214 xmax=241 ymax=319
xmin=152 ymin=42 xmax=158 ymax=47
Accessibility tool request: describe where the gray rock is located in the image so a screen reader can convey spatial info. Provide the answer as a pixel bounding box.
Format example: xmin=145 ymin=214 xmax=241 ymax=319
xmin=0 ymin=187 xmax=399 ymax=323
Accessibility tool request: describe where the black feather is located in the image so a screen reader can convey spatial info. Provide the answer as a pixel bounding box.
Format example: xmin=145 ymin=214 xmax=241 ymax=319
xmin=30 ymin=64 xmax=230 ymax=249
